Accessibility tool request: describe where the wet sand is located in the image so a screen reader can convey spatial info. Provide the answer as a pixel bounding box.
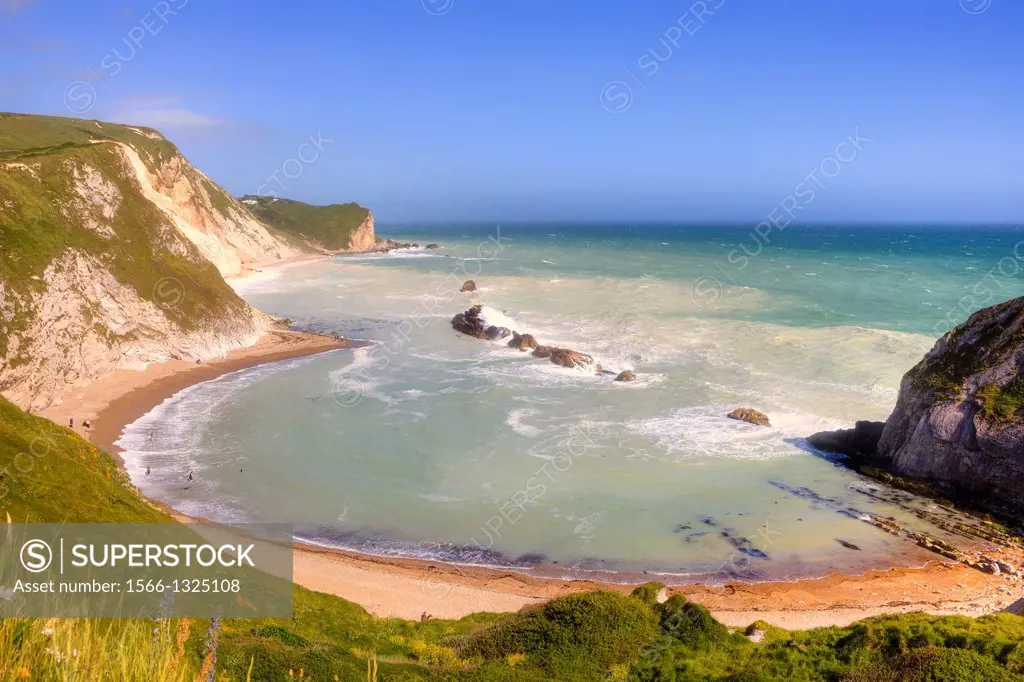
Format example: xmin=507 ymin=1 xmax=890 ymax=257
xmin=52 ymin=330 xmax=1024 ymax=630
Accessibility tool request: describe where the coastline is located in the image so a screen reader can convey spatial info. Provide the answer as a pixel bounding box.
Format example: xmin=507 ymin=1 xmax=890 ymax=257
xmin=42 ymin=329 xmax=356 ymax=458
xmin=55 ymin=331 xmax=1022 ymax=630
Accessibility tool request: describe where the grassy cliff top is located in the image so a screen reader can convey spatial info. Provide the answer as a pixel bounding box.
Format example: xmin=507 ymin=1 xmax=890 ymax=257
xmin=0 ymin=112 xmax=177 ymax=168
xmin=239 ymin=195 xmax=370 ymax=250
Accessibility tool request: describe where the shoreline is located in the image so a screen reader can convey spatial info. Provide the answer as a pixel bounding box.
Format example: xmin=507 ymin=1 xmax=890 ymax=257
xmin=56 ymin=330 xmax=1022 ymax=629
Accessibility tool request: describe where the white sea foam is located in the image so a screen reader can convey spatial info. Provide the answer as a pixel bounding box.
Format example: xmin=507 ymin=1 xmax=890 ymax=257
xmin=506 ymin=408 xmax=542 ymax=437
xmin=625 ymin=405 xmax=806 ymax=461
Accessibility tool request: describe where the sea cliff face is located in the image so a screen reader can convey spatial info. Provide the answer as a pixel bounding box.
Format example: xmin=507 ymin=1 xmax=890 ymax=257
xmin=346 ymin=210 xmax=377 ymax=251
xmin=0 ymin=114 xmax=296 ymax=410
xmin=875 ymin=296 xmax=1024 ymax=509
xmin=810 ymin=296 xmax=1024 ymax=511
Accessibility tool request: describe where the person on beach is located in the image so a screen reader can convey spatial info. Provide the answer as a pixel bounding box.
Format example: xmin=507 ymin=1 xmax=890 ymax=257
xmin=188 ymin=471 xmax=193 ymax=482
xmin=69 ymin=418 xmax=74 ymax=429
xmin=146 ymin=466 xmax=151 ymax=475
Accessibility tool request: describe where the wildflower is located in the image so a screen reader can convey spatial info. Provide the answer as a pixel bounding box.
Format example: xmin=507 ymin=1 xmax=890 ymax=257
xmin=17 ymin=667 xmax=29 ymax=678
xmin=41 ymin=626 xmax=53 ymax=637
xmin=198 ymin=612 xmax=223 ymax=682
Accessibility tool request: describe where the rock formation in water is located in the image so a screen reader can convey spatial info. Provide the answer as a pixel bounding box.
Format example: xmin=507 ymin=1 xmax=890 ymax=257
xmin=811 ymin=296 xmax=1024 ymax=512
xmin=450 ymin=306 xmax=635 ymax=378
xmin=727 ymin=408 xmax=772 ymax=427
xmin=460 ymin=280 xmax=477 ymax=293
xmin=508 ymin=331 xmax=538 ymax=351
xmin=485 ymin=325 xmax=511 ymax=341
xmin=807 ymin=421 xmax=885 ymax=458
xmin=451 ymin=305 xmax=488 ymax=339
xmin=549 ymin=348 xmax=594 ymax=370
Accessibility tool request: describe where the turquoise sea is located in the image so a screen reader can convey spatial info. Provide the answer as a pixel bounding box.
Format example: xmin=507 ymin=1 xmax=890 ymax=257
xmin=118 ymin=223 xmax=1024 ymax=582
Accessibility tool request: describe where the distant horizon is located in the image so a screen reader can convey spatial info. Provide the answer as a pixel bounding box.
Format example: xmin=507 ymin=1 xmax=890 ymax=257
xmin=376 ymin=219 xmax=1024 ymax=227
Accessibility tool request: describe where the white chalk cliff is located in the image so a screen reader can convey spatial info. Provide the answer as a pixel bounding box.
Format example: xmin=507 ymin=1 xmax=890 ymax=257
xmin=0 ymin=115 xmax=305 ymax=410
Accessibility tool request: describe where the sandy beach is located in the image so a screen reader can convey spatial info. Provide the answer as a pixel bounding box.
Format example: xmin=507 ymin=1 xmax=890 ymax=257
xmin=48 ymin=329 xmax=1024 ymax=630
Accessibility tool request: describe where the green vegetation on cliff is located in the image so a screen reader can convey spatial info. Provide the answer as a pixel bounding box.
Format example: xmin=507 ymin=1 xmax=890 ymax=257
xmin=0 ymin=113 xmax=252 ymax=370
xmin=240 ymin=194 xmax=371 ymax=251
xmin=0 ymin=396 xmax=168 ymax=523
xmin=979 ymin=375 xmax=1024 ymax=424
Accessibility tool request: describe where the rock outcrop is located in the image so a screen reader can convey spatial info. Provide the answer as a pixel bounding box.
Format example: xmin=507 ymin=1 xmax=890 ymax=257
xmin=485 ymin=325 xmax=511 ymax=341
xmin=451 ymin=305 xmax=488 ymax=339
xmin=508 ymin=332 xmax=538 ymax=351
xmin=549 ymin=348 xmax=594 ymax=370
xmin=450 ymin=306 xmax=624 ymax=378
xmin=808 ymin=297 xmax=1024 ymax=512
xmin=727 ymin=408 xmax=771 ymax=427
xmin=808 ymin=421 xmax=885 ymax=459
xmin=615 ymin=370 xmax=637 ymax=382
xmin=460 ymin=280 xmax=477 ymax=293
xmin=875 ymin=296 xmax=1024 ymax=510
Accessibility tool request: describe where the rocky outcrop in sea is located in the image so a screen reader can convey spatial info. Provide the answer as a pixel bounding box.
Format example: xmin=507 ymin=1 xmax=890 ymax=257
xmin=451 ymin=303 xmax=633 ymax=380
xmin=810 ymin=296 xmax=1024 ymax=513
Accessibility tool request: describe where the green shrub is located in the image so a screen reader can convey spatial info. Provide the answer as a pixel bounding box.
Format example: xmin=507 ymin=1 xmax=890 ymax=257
xmin=631 ymin=582 xmax=667 ymax=607
xmin=462 ymin=591 xmax=659 ymax=679
xmin=843 ymin=646 xmax=1017 ymax=682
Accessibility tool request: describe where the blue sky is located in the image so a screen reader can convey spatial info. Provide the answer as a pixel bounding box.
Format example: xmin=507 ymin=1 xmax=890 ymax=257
xmin=1 ymin=0 xmax=1021 ymax=222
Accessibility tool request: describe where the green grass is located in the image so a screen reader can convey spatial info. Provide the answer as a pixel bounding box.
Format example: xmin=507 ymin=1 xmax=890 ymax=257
xmin=240 ymin=195 xmax=371 ymax=250
xmin=0 ymin=396 xmax=169 ymax=523
xmin=979 ymin=375 xmax=1024 ymax=424
xmin=906 ymin=297 xmax=1023 ymax=402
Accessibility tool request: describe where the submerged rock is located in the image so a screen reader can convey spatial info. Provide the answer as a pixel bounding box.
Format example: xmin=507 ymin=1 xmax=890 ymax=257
xmin=615 ymin=370 xmax=637 ymax=382
xmin=808 ymin=421 xmax=885 ymax=459
xmin=727 ymin=408 xmax=771 ymax=427
xmin=451 ymin=305 xmax=488 ymax=339
xmin=460 ymin=280 xmax=477 ymax=292
xmin=425 ymin=243 xmax=440 ymax=249
xmin=485 ymin=325 xmax=511 ymax=341
xmin=508 ymin=332 xmax=538 ymax=351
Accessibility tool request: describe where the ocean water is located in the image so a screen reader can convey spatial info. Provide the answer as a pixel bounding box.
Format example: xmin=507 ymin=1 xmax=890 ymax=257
xmin=118 ymin=223 xmax=1024 ymax=581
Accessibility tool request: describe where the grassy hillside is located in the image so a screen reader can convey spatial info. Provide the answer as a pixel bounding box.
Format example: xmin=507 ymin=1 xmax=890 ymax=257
xmin=0 ymin=397 xmax=1021 ymax=680
xmin=240 ymin=195 xmax=371 ymax=250
xmin=0 ymin=396 xmax=169 ymax=523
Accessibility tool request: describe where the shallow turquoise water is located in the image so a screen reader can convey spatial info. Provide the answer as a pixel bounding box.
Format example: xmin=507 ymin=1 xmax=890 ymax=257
xmin=118 ymin=223 xmax=1024 ymax=581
